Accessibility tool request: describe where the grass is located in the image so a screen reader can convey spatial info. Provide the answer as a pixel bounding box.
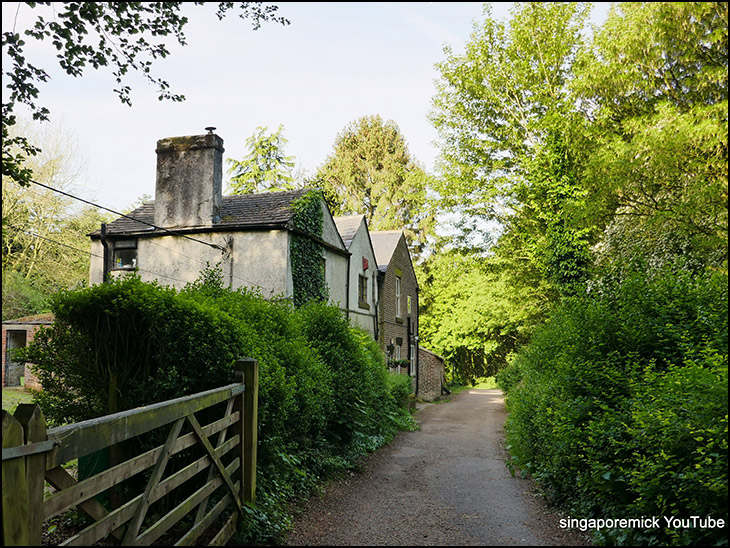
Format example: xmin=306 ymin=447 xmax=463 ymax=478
xmin=2 ymin=386 xmax=35 ymax=413
xmin=471 ymin=377 xmax=499 ymax=390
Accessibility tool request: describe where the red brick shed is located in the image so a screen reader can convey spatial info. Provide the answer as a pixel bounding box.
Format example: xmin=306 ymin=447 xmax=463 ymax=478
xmin=2 ymin=313 xmax=53 ymax=389
xmin=417 ymin=346 xmax=447 ymax=402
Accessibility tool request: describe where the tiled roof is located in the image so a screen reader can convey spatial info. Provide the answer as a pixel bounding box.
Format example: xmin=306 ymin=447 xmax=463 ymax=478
xmin=333 ymin=215 xmax=365 ymax=250
xmin=370 ymin=230 xmax=403 ymax=271
xmin=94 ymin=189 xmax=312 ymax=236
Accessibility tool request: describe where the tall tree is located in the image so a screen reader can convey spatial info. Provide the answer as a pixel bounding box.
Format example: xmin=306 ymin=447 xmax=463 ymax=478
xmin=227 ymin=124 xmax=297 ymax=194
xmin=2 ymin=120 xmax=111 ymax=319
xmin=3 ymin=2 xmax=289 ymax=187
xmin=576 ymin=2 xmax=728 ymax=266
xmin=313 ymin=114 xmax=434 ymax=256
xmin=430 ymin=2 xmax=593 ymax=293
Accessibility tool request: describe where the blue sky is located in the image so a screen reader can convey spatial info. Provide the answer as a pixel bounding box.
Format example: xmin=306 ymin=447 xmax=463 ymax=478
xmin=3 ymin=2 xmax=610 ymax=211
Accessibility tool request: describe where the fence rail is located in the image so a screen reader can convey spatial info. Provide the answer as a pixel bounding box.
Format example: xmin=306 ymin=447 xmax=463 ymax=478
xmin=2 ymin=358 xmax=259 ymax=546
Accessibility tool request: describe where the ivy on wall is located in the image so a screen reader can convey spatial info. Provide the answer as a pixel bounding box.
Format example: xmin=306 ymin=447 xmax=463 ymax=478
xmin=291 ymin=189 xmax=327 ymax=307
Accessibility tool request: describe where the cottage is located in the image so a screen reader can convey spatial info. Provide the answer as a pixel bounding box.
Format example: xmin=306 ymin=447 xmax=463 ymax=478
xmin=370 ymin=230 xmax=419 ymax=380
xmin=88 ymin=132 xmax=349 ymax=308
xmin=333 ymin=215 xmax=379 ymax=338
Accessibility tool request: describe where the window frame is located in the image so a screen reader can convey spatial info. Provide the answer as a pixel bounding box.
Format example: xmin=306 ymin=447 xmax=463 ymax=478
xmin=358 ymin=274 xmax=369 ymax=309
xmin=111 ymin=239 xmax=138 ymax=270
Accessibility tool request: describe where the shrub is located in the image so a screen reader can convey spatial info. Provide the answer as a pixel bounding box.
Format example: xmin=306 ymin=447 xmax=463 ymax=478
xmin=502 ymin=264 xmax=728 ymax=546
xmin=21 ymin=275 xmax=240 ymax=423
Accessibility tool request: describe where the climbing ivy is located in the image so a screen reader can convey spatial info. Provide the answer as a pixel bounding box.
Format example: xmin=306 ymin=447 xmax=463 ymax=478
xmin=290 ymin=189 xmax=327 ymax=307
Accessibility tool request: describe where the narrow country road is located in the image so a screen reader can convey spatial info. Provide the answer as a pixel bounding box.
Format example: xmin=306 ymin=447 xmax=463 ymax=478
xmin=285 ymin=388 xmax=589 ymax=546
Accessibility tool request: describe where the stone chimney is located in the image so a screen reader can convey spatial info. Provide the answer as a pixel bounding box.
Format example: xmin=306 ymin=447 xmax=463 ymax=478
xmin=154 ymin=133 xmax=223 ymax=228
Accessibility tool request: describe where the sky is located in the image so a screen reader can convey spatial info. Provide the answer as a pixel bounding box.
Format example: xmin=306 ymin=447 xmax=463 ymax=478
xmin=3 ymin=2 xmax=610 ymax=211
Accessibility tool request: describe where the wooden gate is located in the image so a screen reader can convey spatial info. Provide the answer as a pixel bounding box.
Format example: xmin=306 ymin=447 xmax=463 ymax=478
xmin=2 ymin=358 xmax=258 ymax=546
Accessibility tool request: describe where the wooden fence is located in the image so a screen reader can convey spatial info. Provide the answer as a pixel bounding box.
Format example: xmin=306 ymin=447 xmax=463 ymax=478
xmin=2 ymin=358 xmax=259 ymax=546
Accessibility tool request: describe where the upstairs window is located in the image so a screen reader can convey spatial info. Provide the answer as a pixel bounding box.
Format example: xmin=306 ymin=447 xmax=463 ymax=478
xmin=395 ymin=276 xmax=401 ymax=318
xmin=358 ymin=274 xmax=369 ymax=309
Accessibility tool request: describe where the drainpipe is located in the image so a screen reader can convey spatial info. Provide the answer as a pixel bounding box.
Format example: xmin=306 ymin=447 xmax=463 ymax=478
xmin=100 ymin=223 xmax=109 ymax=283
xmin=374 ymin=296 xmax=379 ymax=343
xmin=345 ymin=252 xmax=350 ymax=321
xmin=414 ymin=335 xmax=420 ymax=397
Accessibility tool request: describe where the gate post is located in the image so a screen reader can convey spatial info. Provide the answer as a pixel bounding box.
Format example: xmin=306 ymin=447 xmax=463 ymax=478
xmin=15 ymin=404 xmax=48 ymax=546
xmin=234 ymin=358 xmax=258 ymax=506
xmin=2 ymin=410 xmax=30 ymax=545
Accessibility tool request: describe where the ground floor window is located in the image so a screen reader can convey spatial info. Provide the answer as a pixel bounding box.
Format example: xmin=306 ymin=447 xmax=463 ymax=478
xmin=410 ymin=344 xmax=416 ymax=376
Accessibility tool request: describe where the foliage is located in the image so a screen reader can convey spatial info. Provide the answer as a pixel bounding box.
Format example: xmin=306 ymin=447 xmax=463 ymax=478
xmin=575 ymin=2 xmax=728 ymax=264
xmin=2 ymin=120 xmax=112 ymax=320
xmin=3 ymin=1 xmax=289 ymax=187
xmin=386 ymin=371 xmax=414 ymax=409
xmin=290 ymin=189 xmax=327 ymax=307
xmin=227 ymin=124 xmax=297 ymax=194
xmin=18 ymin=268 xmax=412 ymax=543
xmin=313 ymin=114 xmax=435 ymax=258
xmin=427 ymin=1 xmax=727 ymax=365
xmin=499 ymin=265 xmax=728 ymax=546
xmin=430 ymin=2 xmax=590 ymax=227
xmin=417 ymin=249 xmax=545 ymax=385
xmin=18 ymin=275 xmax=240 ymax=420
xmin=1 ymin=270 xmax=49 ymax=321
xmin=426 ymin=3 xmax=596 ymax=358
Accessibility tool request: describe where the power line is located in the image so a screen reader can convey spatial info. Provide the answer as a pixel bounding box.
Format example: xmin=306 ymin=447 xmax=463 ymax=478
xmin=144 ymin=238 xmax=265 ymax=288
xmin=29 ymin=179 xmax=227 ymax=252
xmin=10 ymin=225 xmax=192 ymax=286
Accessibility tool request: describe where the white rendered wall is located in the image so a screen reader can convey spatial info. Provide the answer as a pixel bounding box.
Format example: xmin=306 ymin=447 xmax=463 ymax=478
xmin=90 ymin=230 xmax=291 ymax=298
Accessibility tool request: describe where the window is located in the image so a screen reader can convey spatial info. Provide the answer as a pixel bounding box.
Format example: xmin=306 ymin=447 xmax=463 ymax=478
xmin=395 ymin=345 xmax=401 ymax=360
xmin=358 ymin=274 xmax=369 ymax=309
xmin=395 ymin=276 xmax=401 ymax=318
xmin=410 ymin=344 xmax=416 ymax=376
xmin=5 ymin=330 xmax=27 ymax=387
xmin=112 ymin=240 xmax=137 ymax=270
xmin=407 ymin=295 xmax=412 ymax=315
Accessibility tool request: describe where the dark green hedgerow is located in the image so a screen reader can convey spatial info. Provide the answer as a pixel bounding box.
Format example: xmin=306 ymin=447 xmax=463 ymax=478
xmin=498 ymin=264 xmax=728 ymax=546
xmin=19 ymin=269 xmax=414 ymax=544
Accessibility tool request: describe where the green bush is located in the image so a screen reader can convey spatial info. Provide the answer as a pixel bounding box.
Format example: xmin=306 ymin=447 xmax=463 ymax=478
xmin=386 ymin=371 xmax=414 ymax=408
xmin=21 ymin=275 xmax=240 ymax=423
xmin=20 ymin=270 xmax=414 ymax=544
xmin=502 ymin=264 xmax=728 ymax=546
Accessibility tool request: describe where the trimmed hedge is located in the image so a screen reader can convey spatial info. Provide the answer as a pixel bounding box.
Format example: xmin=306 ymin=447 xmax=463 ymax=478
xmin=498 ymin=265 xmax=728 ymax=546
xmin=20 ymin=270 xmax=414 ymax=544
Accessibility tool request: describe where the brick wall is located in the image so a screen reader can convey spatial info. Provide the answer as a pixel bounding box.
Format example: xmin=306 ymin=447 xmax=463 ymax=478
xmin=418 ymin=347 xmax=445 ymax=402
xmin=377 ymin=235 xmax=419 ymax=377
